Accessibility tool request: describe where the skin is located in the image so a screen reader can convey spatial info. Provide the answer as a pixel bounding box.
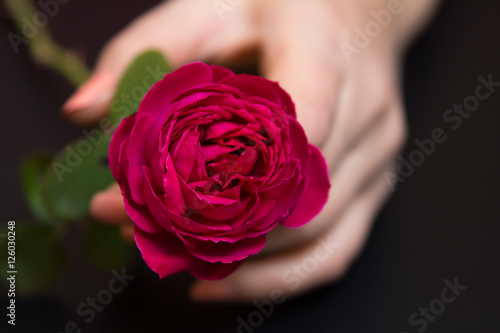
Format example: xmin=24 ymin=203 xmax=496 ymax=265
xmin=63 ymin=0 xmax=440 ymax=301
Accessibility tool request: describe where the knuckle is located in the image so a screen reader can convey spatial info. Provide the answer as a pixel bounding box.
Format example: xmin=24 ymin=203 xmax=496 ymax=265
xmin=385 ymin=105 xmax=408 ymax=156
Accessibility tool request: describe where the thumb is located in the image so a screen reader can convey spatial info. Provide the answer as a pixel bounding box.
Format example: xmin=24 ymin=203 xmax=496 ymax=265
xmin=61 ymin=0 xmax=224 ymax=125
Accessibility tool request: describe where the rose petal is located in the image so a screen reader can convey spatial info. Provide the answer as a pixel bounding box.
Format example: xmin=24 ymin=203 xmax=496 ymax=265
xmin=229 ymin=147 xmax=259 ymax=176
xmin=163 ymin=154 xmax=187 ymax=216
xmin=198 ymin=197 xmax=250 ymax=221
xmin=109 ymin=114 xmax=136 ymax=183
xmin=134 ymin=227 xmax=241 ymax=280
xmin=173 ymin=129 xmax=201 ymax=180
xmin=287 ymin=117 xmax=310 ymax=171
xmin=143 ymin=62 xmax=214 ymax=110
xmin=183 ymin=234 xmax=266 ymax=263
xmin=134 ymin=227 xmax=192 ymax=278
xmin=201 ymin=145 xmax=237 ymax=162
xmin=127 ymin=113 xmax=157 ymax=205
xmin=169 ymin=213 xmax=233 ymax=234
xmin=219 ymin=75 xmax=295 ymax=117
xmin=204 ymin=121 xmax=242 ymax=140
xmin=189 ymin=260 xmax=242 ymax=280
xmin=280 ymin=144 xmax=330 ymax=227
xmin=143 ymin=167 xmax=174 ymax=231
xmin=122 ymin=188 xmax=162 ymax=233
xmin=210 ymin=64 xmax=236 ymax=82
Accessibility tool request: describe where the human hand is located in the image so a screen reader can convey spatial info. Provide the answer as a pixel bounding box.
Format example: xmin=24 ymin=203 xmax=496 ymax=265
xmin=64 ymin=0 xmax=437 ymax=301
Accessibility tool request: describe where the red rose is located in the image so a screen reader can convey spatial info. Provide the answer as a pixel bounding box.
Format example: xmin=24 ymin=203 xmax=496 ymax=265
xmin=109 ymin=62 xmax=330 ymax=279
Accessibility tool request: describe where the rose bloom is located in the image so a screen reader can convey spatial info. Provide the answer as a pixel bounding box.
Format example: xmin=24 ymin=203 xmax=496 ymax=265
xmin=109 ymin=62 xmax=330 ymax=280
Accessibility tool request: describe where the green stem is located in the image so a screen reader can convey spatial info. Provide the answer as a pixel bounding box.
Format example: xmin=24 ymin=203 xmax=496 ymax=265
xmin=3 ymin=0 xmax=91 ymax=87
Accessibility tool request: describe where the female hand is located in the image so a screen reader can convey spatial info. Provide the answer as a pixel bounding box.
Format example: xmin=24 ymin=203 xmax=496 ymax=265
xmin=64 ymin=0 xmax=439 ymax=301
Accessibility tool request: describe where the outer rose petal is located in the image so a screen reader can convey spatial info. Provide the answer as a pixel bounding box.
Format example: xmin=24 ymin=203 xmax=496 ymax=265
xmin=134 ymin=227 xmax=241 ymax=280
xmin=280 ymin=144 xmax=330 ymax=227
xmin=287 ymin=117 xmax=311 ymax=173
xmin=122 ymin=190 xmax=162 ymax=233
xmin=183 ymin=234 xmax=266 ymax=263
xmin=189 ymin=259 xmax=243 ymax=280
xmin=143 ymin=62 xmax=215 ymax=112
xmin=210 ymin=65 xmax=235 ymax=82
xmin=219 ymin=74 xmax=296 ymax=117
xmin=109 ymin=113 xmax=137 ymax=183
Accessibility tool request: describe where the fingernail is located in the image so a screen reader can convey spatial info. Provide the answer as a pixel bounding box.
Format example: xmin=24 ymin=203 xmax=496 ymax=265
xmin=90 ymin=188 xmax=129 ymax=225
xmin=61 ymin=71 xmax=115 ymax=115
xmin=190 ymin=282 xmax=235 ymax=302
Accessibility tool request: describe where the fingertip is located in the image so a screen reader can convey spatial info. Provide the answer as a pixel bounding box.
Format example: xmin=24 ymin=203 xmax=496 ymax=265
xmin=90 ymin=184 xmax=130 ymax=225
xmin=89 ymin=191 xmax=110 ymax=223
xmin=61 ymin=71 xmax=116 ymax=126
xmin=189 ymin=281 xmax=236 ymax=302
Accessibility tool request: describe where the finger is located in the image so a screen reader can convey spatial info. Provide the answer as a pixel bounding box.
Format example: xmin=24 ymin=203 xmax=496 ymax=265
xmin=90 ymin=183 xmax=131 ymax=225
xmin=190 ymin=172 xmax=391 ymax=301
xmin=320 ymin=103 xmax=406 ymax=226
xmin=259 ymin=3 xmax=342 ymax=146
xmin=61 ymin=0 xmax=228 ymax=125
xmin=261 ymin=103 xmax=405 ymax=254
xmin=322 ymin=53 xmax=400 ymax=169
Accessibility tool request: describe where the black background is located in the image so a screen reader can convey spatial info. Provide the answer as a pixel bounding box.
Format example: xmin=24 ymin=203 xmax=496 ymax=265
xmin=1 ymin=0 xmax=499 ymax=332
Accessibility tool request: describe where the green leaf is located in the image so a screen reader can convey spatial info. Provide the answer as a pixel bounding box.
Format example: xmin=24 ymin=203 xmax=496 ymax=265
xmin=83 ymin=220 xmax=132 ymax=271
xmin=0 ymin=223 xmax=65 ymax=295
xmin=36 ymin=51 xmax=170 ymax=222
xmin=109 ymin=50 xmax=171 ymax=125
xmin=21 ymin=153 xmax=58 ymax=224
xmin=41 ymin=134 xmax=114 ymax=221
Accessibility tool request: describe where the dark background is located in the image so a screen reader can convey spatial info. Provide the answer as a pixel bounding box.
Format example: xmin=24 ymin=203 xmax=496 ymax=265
xmin=1 ymin=0 xmax=499 ymax=332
